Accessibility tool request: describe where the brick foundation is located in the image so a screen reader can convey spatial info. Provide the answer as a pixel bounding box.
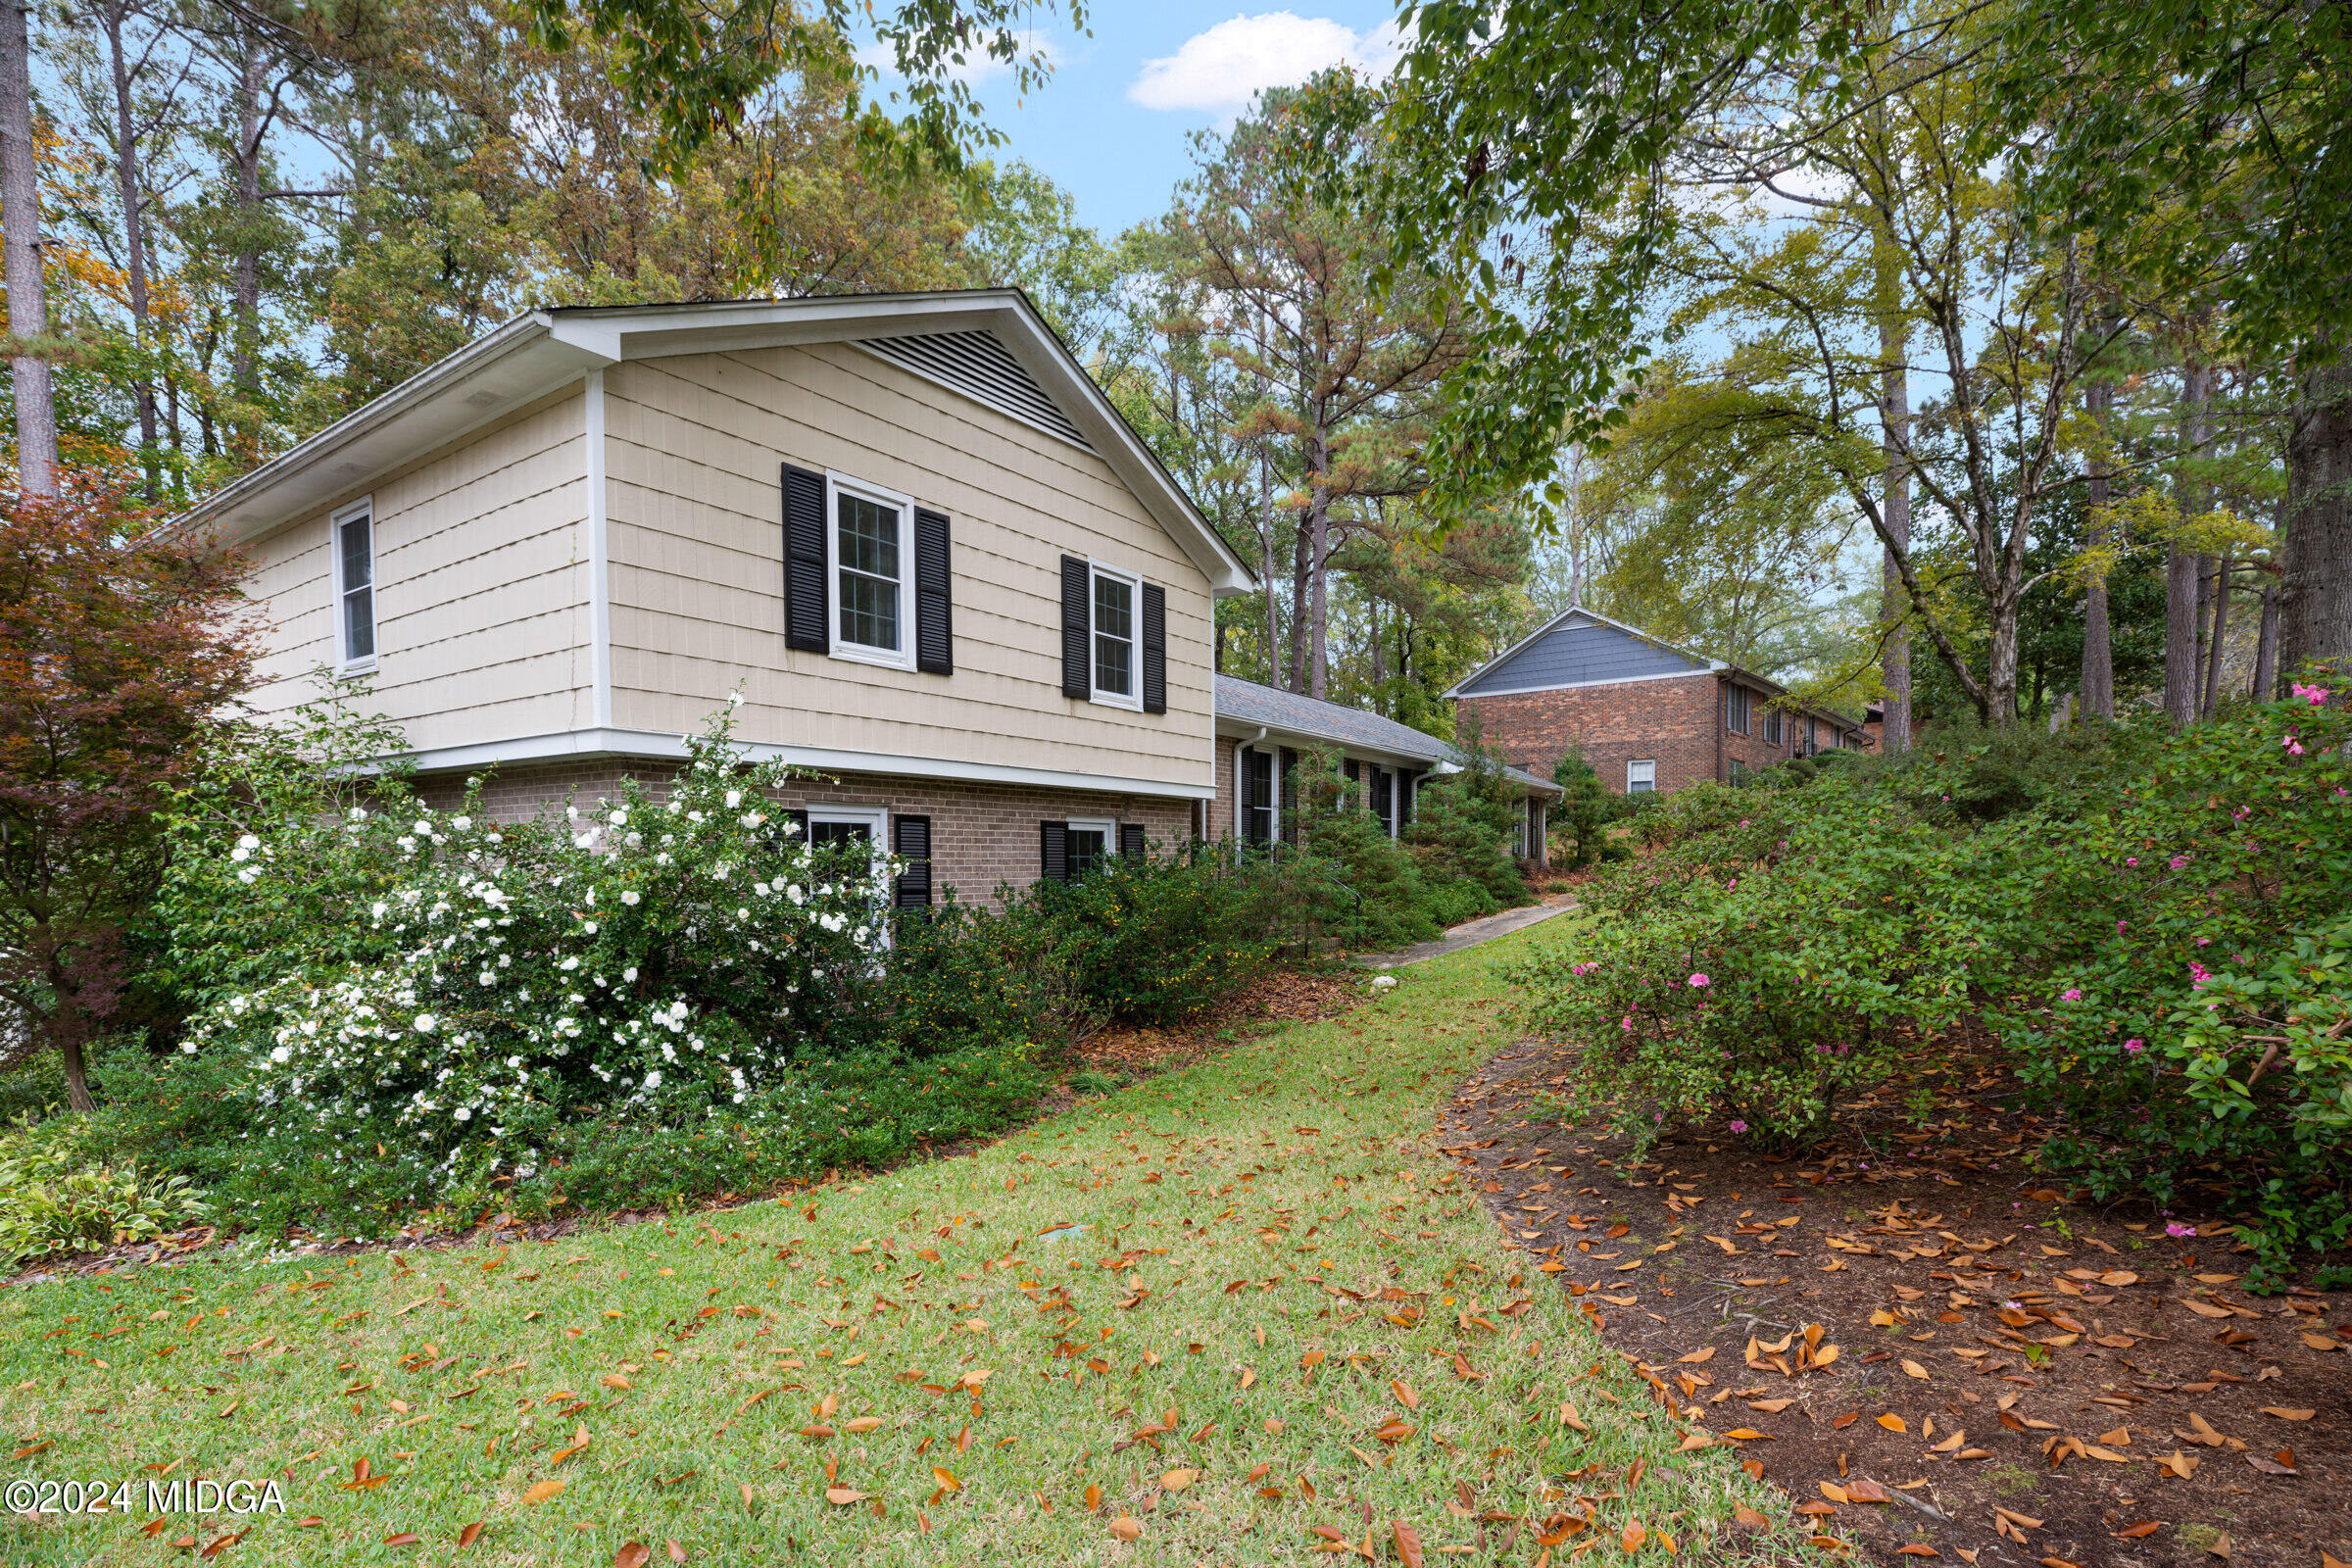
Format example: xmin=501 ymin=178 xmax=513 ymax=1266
xmin=414 ymin=759 xmax=1193 ymax=908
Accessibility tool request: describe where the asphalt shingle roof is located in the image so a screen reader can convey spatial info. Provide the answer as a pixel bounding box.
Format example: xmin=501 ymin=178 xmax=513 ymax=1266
xmin=1213 ymin=676 xmax=1559 ymax=795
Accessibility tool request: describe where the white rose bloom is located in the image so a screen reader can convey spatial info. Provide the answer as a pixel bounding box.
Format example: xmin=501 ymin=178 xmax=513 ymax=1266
xmin=644 ymin=1070 xmax=662 ymax=1089
xmin=270 ymin=1045 xmax=292 ymax=1064
xmin=347 ymin=807 xmax=367 ymax=820
xmin=621 ymin=890 xmax=640 ymax=906
xmin=725 ymin=789 xmax=742 ymax=808
xmin=236 ymin=866 xmax=260 ymax=883
xmin=229 ymin=844 xmax=250 ymax=861
xmin=622 ymin=966 xmax=638 ymax=982
xmin=237 ymin=832 xmax=262 ymax=851
xmin=452 ymin=815 xmax=471 ymax=829
xmin=454 ymin=1106 xmax=472 ymax=1122
xmin=415 ymin=1013 xmax=439 ymax=1033
xmin=609 ymin=808 xmax=627 ymax=825
xmin=413 ymin=819 xmax=431 ymax=835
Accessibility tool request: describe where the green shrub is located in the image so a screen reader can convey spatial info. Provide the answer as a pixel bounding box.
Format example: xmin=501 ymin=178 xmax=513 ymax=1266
xmin=1014 ymin=847 xmax=1282 ymax=1027
xmin=0 ymin=1117 xmax=205 ymax=1268
xmin=1408 ymin=753 xmax=1529 ymax=906
xmin=1292 ymin=755 xmax=1445 ymax=951
xmin=1549 ymin=747 xmax=1618 ymax=869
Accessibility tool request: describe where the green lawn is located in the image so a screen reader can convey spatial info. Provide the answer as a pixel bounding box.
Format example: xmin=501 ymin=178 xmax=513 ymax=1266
xmin=0 ymin=930 xmax=1806 ymax=1565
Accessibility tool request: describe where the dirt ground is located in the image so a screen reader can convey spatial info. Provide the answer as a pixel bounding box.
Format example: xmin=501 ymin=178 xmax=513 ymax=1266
xmin=1443 ymin=1028 xmax=2352 ymax=1568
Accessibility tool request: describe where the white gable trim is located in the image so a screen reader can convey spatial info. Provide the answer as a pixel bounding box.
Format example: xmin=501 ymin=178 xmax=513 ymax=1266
xmin=1454 ymin=666 xmax=1720 ymax=701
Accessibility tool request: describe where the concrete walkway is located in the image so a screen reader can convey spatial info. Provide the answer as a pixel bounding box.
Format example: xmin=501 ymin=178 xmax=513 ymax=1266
xmin=1351 ymin=894 xmax=1580 ymax=968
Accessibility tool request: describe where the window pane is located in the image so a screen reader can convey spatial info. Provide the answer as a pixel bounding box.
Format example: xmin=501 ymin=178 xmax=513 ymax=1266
xmin=339 ymin=516 xmax=371 ymax=588
xmin=344 ymin=585 xmax=374 ymax=661
xmin=837 ymin=494 xmax=900 ymax=579
xmin=1067 ymin=828 xmax=1107 ymax=874
xmin=1096 ymin=631 xmax=1131 ymax=695
xmin=839 ymin=570 xmax=900 ymax=651
xmin=1093 ymin=573 xmax=1133 ymax=696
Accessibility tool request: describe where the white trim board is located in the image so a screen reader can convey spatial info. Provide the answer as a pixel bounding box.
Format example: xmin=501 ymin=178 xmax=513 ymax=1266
xmin=1455 ymin=666 xmax=1719 ymax=701
xmin=382 ymin=727 xmax=1216 ymax=802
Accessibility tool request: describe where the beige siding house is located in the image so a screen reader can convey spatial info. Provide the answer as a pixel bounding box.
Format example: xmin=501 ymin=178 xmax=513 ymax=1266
xmin=188 ymin=292 xmax=1253 ymax=905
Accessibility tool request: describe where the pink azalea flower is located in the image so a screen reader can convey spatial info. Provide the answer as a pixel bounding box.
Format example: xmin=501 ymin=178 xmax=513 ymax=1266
xmin=2165 ymin=1222 xmax=2196 ymax=1238
xmin=2168 ymin=855 xmax=2188 ymax=870
xmin=1689 ymin=973 xmax=1711 ymax=989
xmin=2125 ymin=1039 xmax=2145 ymax=1054
xmin=2285 ymin=735 xmax=2307 ymax=757
xmin=2290 ymin=681 xmax=2329 ymax=707
xmin=2061 ymin=988 xmax=2082 ymax=1002
xmin=1728 ymin=1119 xmax=1748 ymax=1134
xmin=1620 ymin=1016 xmax=1633 ymax=1032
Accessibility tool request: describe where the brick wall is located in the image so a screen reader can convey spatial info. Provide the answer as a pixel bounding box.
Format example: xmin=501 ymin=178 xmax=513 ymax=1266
xmin=1461 ymin=672 xmax=1724 ymax=795
xmin=1464 ymin=674 xmax=1863 ymax=794
xmin=413 ymin=760 xmax=1191 ymax=908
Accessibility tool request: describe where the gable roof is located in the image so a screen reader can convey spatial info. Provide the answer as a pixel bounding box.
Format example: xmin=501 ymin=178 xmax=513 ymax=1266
xmin=1215 ymin=676 xmax=1561 ymax=796
xmin=177 ymin=289 xmax=1254 ymax=596
xmin=1446 ymin=604 xmax=1866 ymax=731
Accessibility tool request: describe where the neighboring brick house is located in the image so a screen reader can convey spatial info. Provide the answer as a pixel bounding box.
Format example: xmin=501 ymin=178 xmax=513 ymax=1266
xmin=1210 ymin=676 xmax=1562 ymax=866
xmin=1446 ymin=606 xmax=1870 ymax=796
xmin=180 ymin=290 xmax=1254 ymax=906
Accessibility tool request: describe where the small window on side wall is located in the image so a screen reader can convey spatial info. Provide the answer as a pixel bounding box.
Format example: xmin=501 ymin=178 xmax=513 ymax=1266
xmin=331 ymin=500 xmax=376 ymax=673
xmin=1726 ymin=683 xmax=1751 ymax=736
xmin=1089 ymin=564 xmax=1141 ymax=709
xmin=1627 ymin=759 xmax=1655 ymax=794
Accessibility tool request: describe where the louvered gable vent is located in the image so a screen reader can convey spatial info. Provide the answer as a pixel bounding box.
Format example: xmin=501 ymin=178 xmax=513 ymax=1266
xmin=857 ymin=330 xmax=1093 ymax=452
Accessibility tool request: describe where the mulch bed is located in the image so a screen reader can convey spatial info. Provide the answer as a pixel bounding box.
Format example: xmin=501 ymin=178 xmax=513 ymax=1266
xmin=1442 ymin=1028 xmax=2352 ymax=1568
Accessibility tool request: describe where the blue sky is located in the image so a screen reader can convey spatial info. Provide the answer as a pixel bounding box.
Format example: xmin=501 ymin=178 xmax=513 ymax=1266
xmin=863 ymin=7 xmax=1408 ymax=239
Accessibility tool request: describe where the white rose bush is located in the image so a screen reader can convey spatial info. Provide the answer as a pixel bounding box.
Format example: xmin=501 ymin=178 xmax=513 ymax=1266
xmin=156 ymin=700 xmax=1039 ymax=1232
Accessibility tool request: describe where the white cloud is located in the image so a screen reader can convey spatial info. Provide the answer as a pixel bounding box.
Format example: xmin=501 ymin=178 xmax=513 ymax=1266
xmin=1128 ymin=12 xmax=1403 ymax=119
xmin=859 ymin=28 xmax=1063 ymax=88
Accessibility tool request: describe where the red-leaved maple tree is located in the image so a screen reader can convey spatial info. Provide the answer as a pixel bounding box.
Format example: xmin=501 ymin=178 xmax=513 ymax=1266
xmin=0 ymin=479 xmax=253 ymax=1110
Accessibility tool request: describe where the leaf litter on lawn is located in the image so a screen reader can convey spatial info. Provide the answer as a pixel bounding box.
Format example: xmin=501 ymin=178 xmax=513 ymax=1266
xmin=0 ymin=932 xmax=1816 ymax=1566
xmin=1446 ymin=996 xmax=2352 ymax=1567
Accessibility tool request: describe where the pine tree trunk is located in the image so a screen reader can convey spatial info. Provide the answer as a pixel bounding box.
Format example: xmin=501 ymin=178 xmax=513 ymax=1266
xmin=2250 ymin=583 xmax=2280 ymax=701
xmin=2164 ymin=355 xmax=2212 ymax=726
xmin=1258 ymin=450 xmax=1278 ymax=684
xmin=2280 ymin=355 xmax=2352 ymax=678
xmin=229 ymin=37 xmax=265 ymax=466
xmin=2080 ymin=338 xmax=2116 ymax=719
xmin=1306 ymin=419 xmax=1330 ymax=701
xmin=100 ymin=0 xmax=161 ymax=502
xmin=1 ymin=0 xmax=57 ymax=497
xmin=2202 ymin=557 xmax=2232 ymax=717
xmin=1287 ymin=525 xmax=1307 ymax=692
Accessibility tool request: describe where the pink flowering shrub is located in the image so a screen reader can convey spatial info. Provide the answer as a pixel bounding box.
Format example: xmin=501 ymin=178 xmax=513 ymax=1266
xmin=1514 ymin=780 xmax=1979 ymax=1152
xmin=1519 ymin=668 xmax=2352 ymax=1263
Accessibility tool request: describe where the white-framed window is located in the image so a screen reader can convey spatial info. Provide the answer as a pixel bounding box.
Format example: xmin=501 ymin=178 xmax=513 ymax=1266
xmin=1627 ymin=759 xmax=1656 ymax=794
xmin=330 ymin=498 xmax=376 ymax=674
xmin=1065 ymin=814 xmax=1114 ymax=876
xmin=826 ymin=472 xmax=915 ymax=670
xmin=1088 ymin=561 xmax=1142 ymax=710
xmin=804 ymin=805 xmax=892 ymax=945
xmin=1726 ymin=683 xmax=1752 ymax=736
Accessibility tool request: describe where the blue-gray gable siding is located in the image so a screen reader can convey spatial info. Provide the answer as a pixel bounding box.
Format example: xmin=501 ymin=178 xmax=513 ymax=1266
xmin=1459 ymin=613 xmax=1707 ymax=695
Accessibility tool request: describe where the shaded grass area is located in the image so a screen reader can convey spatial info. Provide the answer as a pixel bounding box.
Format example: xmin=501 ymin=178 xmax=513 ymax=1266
xmin=0 ymin=932 xmax=1812 ymax=1565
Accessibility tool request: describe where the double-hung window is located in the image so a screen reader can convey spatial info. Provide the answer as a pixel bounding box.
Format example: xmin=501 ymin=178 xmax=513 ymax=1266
xmin=1627 ymin=759 xmax=1656 ymax=795
xmin=331 ymin=500 xmax=376 ymax=673
xmin=1089 ymin=563 xmax=1141 ymax=710
xmin=1763 ymin=706 xmax=1783 ymax=746
xmin=827 ymin=475 xmax=915 ymax=670
xmin=1726 ymin=683 xmax=1752 ymax=736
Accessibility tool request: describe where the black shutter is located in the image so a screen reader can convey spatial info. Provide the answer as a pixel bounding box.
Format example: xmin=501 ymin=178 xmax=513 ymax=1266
xmin=893 ymin=814 xmax=933 ymax=907
xmin=1396 ymin=770 xmax=1416 ymax=830
xmin=1141 ymin=582 xmax=1166 ymax=713
xmin=1279 ymin=748 xmax=1298 ymax=844
xmin=1039 ymin=819 xmax=1069 ymax=883
xmin=1059 ymin=556 xmax=1091 ymax=699
xmin=1118 ymin=822 xmax=1146 ymax=863
xmin=913 ymin=508 xmax=953 ymax=674
xmin=1372 ymin=766 xmax=1392 ymax=834
xmin=782 ymin=464 xmax=828 ymax=653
